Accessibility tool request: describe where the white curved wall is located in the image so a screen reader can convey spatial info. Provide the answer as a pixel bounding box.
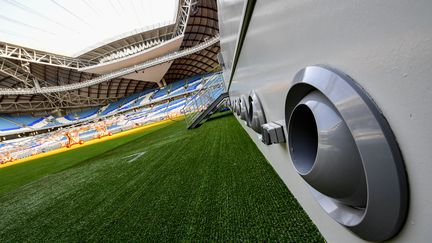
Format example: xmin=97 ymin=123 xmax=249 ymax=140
xmin=218 ymin=0 xmax=432 ymax=242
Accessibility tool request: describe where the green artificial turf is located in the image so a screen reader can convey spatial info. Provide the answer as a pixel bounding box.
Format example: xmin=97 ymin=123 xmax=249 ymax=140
xmin=0 ymin=123 xmax=171 ymax=197
xmin=0 ymin=113 xmax=323 ymax=242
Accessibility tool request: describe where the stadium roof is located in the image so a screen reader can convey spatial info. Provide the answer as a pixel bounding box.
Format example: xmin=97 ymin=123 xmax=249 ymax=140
xmin=0 ymin=0 xmax=177 ymax=57
xmin=0 ymin=0 xmax=220 ymax=115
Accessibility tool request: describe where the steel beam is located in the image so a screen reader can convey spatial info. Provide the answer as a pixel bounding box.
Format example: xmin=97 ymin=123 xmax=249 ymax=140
xmin=0 ymin=35 xmax=220 ymax=95
xmin=0 ymin=0 xmax=192 ymax=70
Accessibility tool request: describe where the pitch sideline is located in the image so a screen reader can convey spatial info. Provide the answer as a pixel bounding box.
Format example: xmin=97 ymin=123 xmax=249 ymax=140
xmin=0 ymin=119 xmax=174 ymax=169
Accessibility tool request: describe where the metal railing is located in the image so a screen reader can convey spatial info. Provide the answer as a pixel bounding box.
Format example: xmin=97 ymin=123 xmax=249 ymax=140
xmin=96 ymin=35 xmax=170 ymax=64
xmin=182 ymin=72 xmax=226 ymax=127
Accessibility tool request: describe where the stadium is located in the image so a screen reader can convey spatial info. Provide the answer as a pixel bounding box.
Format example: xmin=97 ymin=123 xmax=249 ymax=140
xmin=0 ymin=0 xmax=431 ymax=242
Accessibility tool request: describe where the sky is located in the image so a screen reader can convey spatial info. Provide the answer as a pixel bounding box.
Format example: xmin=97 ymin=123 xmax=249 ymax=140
xmin=0 ymin=0 xmax=177 ymax=57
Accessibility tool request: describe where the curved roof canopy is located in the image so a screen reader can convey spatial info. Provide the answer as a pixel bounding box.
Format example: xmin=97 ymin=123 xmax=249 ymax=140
xmin=0 ymin=0 xmax=177 ymax=56
xmin=0 ymin=0 xmax=220 ymax=115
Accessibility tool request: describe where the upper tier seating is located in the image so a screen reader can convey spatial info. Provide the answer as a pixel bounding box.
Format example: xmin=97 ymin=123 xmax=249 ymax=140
xmin=75 ymin=108 xmax=99 ymax=119
xmin=119 ymin=90 xmax=154 ymax=111
xmin=168 ymin=80 xmax=187 ymax=96
xmin=1 ymin=115 xmax=45 ymax=127
xmin=0 ymin=74 xmax=226 ymax=164
xmin=100 ymin=98 xmax=128 ymax=116
xmin=186 ymin=76 xmax=203 ymax=92
xmin=167 ymin=98 xmax=186 ymax=112
xmin=151 ymin=87 xmax=169 ymax=100
xmin=0 ymin=118 xmax=22 ymax=131
xmin=0 ymin=72 xmax=222 ymax=135
xmin=151 ymin=103 xmax=169 ymax=114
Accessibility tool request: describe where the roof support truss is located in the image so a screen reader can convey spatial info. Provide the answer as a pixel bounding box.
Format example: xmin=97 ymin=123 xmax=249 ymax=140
xmin=0 ymin=95 xmax=117 ymax=113
xmin=0 ymin=35 xmax=220 ymax=95
xmin=0 ymin=0 xmax=193 ymax=70
xmin=174 ymin=0 xmax=193 ymax=36
xmin=0 ymin=43 xmax=97 ymax=69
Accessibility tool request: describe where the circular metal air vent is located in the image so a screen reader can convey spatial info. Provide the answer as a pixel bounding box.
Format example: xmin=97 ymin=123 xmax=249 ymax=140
xmin=247 ymin=90 xmax=266 ymax=134
xmin=239 ymin=96 xmax=249 ymax=124
xmin=285 ymin=65 xmax=408 ymax=241
xmin=235 ymin=98 xmax=241 ymax=116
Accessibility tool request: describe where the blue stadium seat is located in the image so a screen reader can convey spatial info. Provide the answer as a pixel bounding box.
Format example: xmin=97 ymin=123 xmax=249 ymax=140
xmin=64 ymin=114 xmax=79 ymax=121
xmin=168 ymin=80 xmax=186 ymax=96
xmin=186 ymin=76 xmax=203 ymax=91
xmin=79 ymin=129 xmax=97 ymax=137
xmin=100 ymin=98 xmax=127 ymax=116
xmin=0 ymin=117 xmax=23 ymax=131
xmin=118 ymin=91 xmax=152 ymax=111
xmin=167 ymin=98 xmax=186 ymax=111
xmin=151 ymin=103 xmax=169 ymax=113
xmin=108 ymin=124 xmax=121 ymax=130
xmin=44 ymin=119 xmax=63 ymax=128
xmin=1 ymin=115 xmax=44 ymax=126
xmin=152 ymin=87 xmax=169 ymax=100
xmin=75 ymin=108 xmax=99 ymax=119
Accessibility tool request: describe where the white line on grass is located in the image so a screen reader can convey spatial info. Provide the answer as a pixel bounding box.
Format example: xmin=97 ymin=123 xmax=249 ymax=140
xmin=122 ymin=151 xmax=146 ymax=163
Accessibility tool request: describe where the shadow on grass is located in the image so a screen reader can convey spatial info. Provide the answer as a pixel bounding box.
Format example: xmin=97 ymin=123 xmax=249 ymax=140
xmin=205 ymin=110 xmax=233 ymax=122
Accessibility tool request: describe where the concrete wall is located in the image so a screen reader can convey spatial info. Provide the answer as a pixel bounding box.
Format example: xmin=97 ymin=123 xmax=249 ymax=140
xmin=217 ymin=0 xmax=432 ymax=242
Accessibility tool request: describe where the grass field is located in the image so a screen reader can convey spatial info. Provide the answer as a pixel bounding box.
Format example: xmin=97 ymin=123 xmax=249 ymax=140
xmin=0 ymin=113 xmax=323 ymax=242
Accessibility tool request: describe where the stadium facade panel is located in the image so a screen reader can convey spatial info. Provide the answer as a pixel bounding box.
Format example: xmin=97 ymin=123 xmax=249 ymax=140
xmin=218 ymin=0 xmax=432 ymax=242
